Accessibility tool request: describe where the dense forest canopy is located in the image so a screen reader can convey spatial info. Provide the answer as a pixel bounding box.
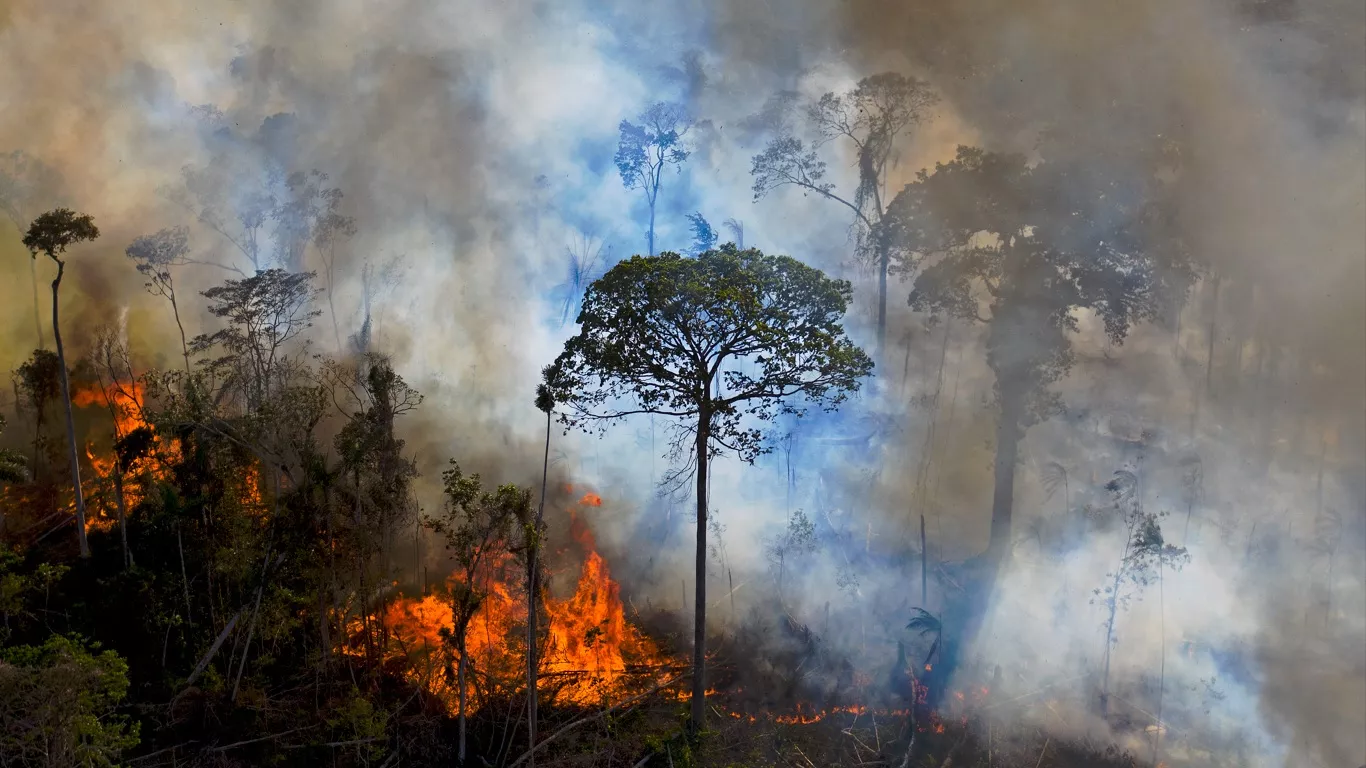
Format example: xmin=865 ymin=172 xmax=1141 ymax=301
xmin=0 ymin=0 xmax=1362 ymax=766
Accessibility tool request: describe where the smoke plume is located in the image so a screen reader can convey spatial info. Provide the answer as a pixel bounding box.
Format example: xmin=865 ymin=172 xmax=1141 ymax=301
xmin=1 ymin=0 xmax=1361 ymax=764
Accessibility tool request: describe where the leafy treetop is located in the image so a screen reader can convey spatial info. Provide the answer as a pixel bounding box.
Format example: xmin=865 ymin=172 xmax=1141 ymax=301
xmin=543 ymin=245 xmax=873 ymax=463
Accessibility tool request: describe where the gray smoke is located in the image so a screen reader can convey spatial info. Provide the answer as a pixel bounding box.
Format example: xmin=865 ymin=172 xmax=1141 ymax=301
xmin=0 ymin=0 xmax=1361 ymax=765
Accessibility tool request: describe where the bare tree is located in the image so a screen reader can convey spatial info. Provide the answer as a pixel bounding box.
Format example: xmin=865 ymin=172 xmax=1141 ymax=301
xmin=23 ymin=208 xmax=101 ymax=558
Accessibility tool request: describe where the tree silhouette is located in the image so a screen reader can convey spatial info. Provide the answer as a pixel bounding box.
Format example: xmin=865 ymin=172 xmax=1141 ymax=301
xmin=885 ymin=145 xmax=1193 ymax=562
xmin=751 ymin=73 xmax=938 ymax=360
xmin=684 ymin=212 xmax=717 ymax=256
xmin=126 ymin=226 xmax=194 ymax=373
xmin=23 ymin=208 xmax=100 ymax=558
xmin=543 ymin=245 xmax=872 ymax=734
xmin=0 ymin=150 xmax=64 ymax=349
xmin=615 ymin=102 xmax=691 ymax=256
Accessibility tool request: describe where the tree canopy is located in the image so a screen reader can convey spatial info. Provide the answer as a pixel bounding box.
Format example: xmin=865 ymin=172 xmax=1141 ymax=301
xmin=543 ymin=245 xmax=874 ymax=462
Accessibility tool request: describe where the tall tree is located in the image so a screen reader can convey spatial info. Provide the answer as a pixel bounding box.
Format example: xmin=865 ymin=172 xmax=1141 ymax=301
xmin=543 ymin=245 xmax=872 ymax=734
xmin=0 ymin=150 xmax=63 ymax=350
xmin=23 ymin=208 xmax=101 ymax=558
xmin=751 ymin=73 xmax=938 ymax=360
xmin=527 ymin=384 xmax=555 ymax=766
xmin=615 ymin=102 xmax=691 ymax=257
xmin=883 ymin=145 xmax=1193 ymax=563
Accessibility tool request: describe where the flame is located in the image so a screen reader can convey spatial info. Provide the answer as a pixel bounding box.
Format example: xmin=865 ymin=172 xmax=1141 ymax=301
xmin=68 ymin=381 xmax=181 ymax=533
xmin=383 ymin=492 xmax=670 ymax=712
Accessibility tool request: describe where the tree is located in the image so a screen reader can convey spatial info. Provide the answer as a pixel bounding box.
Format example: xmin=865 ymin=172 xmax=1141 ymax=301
xmin=543 ymin=245 xmax=872 ymax=733
xmin=24 ymin=208 xmax=100 ymax=558
xmin=190 ymin=268 xmax=322 ymax=412
xmin=553 ymin=232 xmax=608 ymax=328
xmin=1090 ymin=471 xmax=1189 ymax=718
xmin=751 ymin=73 xmax=938 ymax=360
xmin=615 ymin=102 xmax=691 ymax=257
xmin=684 ymin=213 xmax=717 ymax=256
xmin=0 ymin=150 xmax=64 ymax=350
xmin=125 ymin=226 xmax=194 ymax=373
xmin=527 ymin=384 xmax=555 ymax=767
xmin=0 ymin=634 xmax=140 ymax=765
xmin=425 ymin=463 xmax=528 ymax=765
xmin=885 ymin=145 xmax=1193 ymax=563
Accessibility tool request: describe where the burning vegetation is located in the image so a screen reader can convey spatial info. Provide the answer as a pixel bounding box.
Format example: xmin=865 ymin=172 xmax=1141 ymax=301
xmin=0 ymin=3 xmax=1362 ymax=766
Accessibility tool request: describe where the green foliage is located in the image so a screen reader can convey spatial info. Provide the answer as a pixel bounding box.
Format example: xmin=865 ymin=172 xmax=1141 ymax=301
xmin=21 ymin=208 xmax=99 ymax=261
xmin=0 ymin=634 xmax=140 ymax=767
xmin=324 ymin=688 xmax=389 ymax=764
xmin=544 ymin=245 xmax=873 ymax=464
xmin=0 ymin=417 xmax=26 ymax=485
xmin=426 ymin=462 xmax=530 ymax=645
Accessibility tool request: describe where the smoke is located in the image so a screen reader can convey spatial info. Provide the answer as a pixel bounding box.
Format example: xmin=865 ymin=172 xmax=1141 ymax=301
xmin=1 ymin=0 xmax=1362 ymax=764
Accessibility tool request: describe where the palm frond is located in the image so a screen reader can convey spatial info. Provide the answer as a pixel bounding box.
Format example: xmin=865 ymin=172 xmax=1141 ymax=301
xmin=906 ymin=607 xmax=941 ymax=637
xmin=1040 ymin=461 xmax=1067 ymax=501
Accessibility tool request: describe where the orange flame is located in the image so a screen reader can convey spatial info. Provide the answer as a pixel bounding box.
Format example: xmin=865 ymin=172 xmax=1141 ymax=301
xmin=383 ymin=492 xmax=669 ymax=712
xmin=70 ymin=381 xmax=180 ymax=533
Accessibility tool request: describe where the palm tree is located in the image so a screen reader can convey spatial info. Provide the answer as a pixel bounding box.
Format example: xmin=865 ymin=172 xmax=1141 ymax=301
xmin=24 ymin=208 xmax=100 ymax=558
xmin=906 ymin=607 xmax=943 ymax=670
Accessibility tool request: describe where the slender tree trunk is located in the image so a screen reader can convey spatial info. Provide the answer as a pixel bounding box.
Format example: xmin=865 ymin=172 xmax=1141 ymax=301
xmin=31 ymin=257 xmax=45 ymax=350
xmin=169 ymin=291 xmax=191 ymax=374
xmin=459 ymin=637 xmax=469 ymax=766
xmin=876 ymin=247 xmax=889 ymax=365
xmin=112 ymin=468 xmax=132 ymax=568
xmin=647 ymin=200 xmax=657 ymax=258
xmin=920 ymin=515 xmax=928 ymax=606
xmin=1100 ymin=568 xmax=1123 ymax=719
xmin=178 ymin=524 xmax=193 ymax=627
xmin=1154 ymin=558 xmax=1166 ymax=767
xmin=527 ymin=408 xmax=551 ymax=767
xmin=51 ymin=259 xmax=90 ymax=557
xmin=987 ymin=404 xmax=1022 ymax=563
xmin=688 ymin=404 xmax=711 ymax=736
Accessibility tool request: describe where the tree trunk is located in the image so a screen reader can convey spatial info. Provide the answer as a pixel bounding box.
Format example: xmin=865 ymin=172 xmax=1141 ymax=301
xmin=31 ymin=257 xmax=45 ymax=350
xmin=51 ymin=259 xmax=90 ymax=558
xmin=169 ymin=291 xmax=191 ymax=375
xmin=459 ymin=637 xmax=469 ymax=766
xmin=987 ymin=404 xmax=1022 ymax=563
xmin=113 ymin=467 xmax=132 ymax=568
xmin=527 ymin=409 xmax=551 ymax=767
xmin=1100 ymin=569 xmax=1122 ymax=719
xmin=647 ymin=201 xmax=657 ymax=258
xmin=876 ymin=247 xmax=889 ymax=365
xmin=688 ymin=404 xmax=710 ymax=736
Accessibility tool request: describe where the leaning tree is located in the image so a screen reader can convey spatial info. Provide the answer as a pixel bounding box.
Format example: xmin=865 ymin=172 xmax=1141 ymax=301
xmin=23 ymin=208 xmax=101 ymax=558
xmin=543 ymin=245 xmax=873 ymax=734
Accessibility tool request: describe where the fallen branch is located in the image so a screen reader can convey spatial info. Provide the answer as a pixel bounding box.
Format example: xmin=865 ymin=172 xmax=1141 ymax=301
xmin=506 ymin=674 xmax=684 ymax=768
xmin=207 ymin=725 xmax=317 ymax=752
xmin=183 ymin=611 xmax=242 ymax=687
